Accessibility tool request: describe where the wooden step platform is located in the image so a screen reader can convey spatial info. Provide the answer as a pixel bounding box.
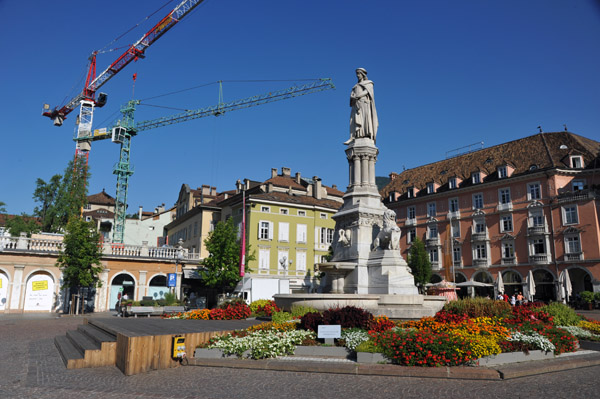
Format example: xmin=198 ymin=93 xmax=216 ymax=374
xmin=55 ymin=317 xmax=261 ymax=375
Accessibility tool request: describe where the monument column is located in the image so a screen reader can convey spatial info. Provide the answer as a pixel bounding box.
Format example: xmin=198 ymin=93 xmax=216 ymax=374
xmin=361 ymin=155 xmax=369 ymax=185
xmin=353 ymin=154 xmax=361 ymax=186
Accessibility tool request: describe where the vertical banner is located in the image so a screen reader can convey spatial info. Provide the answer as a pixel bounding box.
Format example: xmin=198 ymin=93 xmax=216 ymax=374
xmin=239 ymin=190 xmax=246 ymax=277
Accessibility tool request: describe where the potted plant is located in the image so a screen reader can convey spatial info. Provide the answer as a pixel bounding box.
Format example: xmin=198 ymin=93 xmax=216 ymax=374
xmin=580 ymin=291 xmax=594 ymax=310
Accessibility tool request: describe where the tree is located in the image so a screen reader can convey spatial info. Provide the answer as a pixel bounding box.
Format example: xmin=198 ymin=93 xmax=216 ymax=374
xmin=0 ymin=201 xmax=6 ymax=214
xmin=202 ymin=218 xmax=254 ymax=291
xmin=4 ymin=214 xmax=40 ymax=237
xmin=407 ymin=237 xmax=432 ymax=293
xmin=32 ymin=157 xmax=90 ymax=233
xmin=56 ymin=218 xmax=103 ymax=292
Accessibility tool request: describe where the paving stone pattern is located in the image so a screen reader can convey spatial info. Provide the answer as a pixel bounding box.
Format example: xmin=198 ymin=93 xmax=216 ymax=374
xmin=0 ymin=313 xmax=599 ymax=399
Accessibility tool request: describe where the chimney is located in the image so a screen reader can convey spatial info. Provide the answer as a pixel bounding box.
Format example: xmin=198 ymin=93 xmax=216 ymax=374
xmin=211 ymin=186 xmax=217 ymax=196
xmin=332 ymin=184 xmax=337 ymax=190
xmin=202 ymin=185 xmax=210 ymax=196
xmin=295 ymin=172 xmax=301 ymax=184
xmin=267 ymin=182 xmax=274 ymax=192
xmin=236 ymin=179 xmax=242 ymax=194
xmin=282 ymin=167 xmax=291 ymax=177
xmin=313 ymin=176 xmax=322 ymax=200
xmin=139 ymin=206 xmax=143 ymax=220
xmin=271 ymin=168 xmax=278 ymax=178
xmin=244 ymin=178 xmax=250 ymax=190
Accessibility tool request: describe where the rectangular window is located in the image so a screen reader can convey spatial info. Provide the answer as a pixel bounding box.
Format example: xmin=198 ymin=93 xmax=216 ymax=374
xmin=427 ymin=182 xmax=435 ymax=194
xmin=473 ymin=193 xmax=483 ymax=210
xmin=451 ymin=220 xmax=460 ymax=238
xmin=259 ymin=221 xmax=272 ymax=240
xmin=261 ymin=206 xmax=270 ymax=213
xmin=474 ymin=219 xmax=486 ymax=233
xmin=498 ymin=166 xmax=507 ymax=179
xmin=571 ymin=156 xmax=583 ymax=168
xmin=528 ymin=183 xmax=541 ymax=200
xmin=448 ymin=177 xmax=457 ymax=189
xmin=530 ymin=210 xmax=544 ymax=227
xmin=407 ymin=187 xmax=414 ymax=198
xmin=320 ymin=228 xmax=334 ymax=245
xmin=407 ymin=206 xmax=416 ymax=220
xmin=533 ymin=238 xmax=545 ymax=254
xmin=298 ymin=210 xmax=306 ymax=217
xmin=502 ymin=242 xmax=514 ymax=258
xmin=296 ymin=251 xmax=307 ymax=272
xmin=428 ymin=224 xmax=438 ymax=239
xmin=320 ymin=213 xmax=327 ymax=219
xmin=572 ymin=180 xmax=585 ymax=192
xmin=427 ymin=202 xmax=437 ymax=217
xmin=565 ymin=236 xmax=581 ymax=254
xmin=475 ymin=244 xmax=486 ymax=259
xmin=278 ymin=222 xmax=289 ymax=242
xmin=429 ymin=248 xmax=438 ymax=262
xmin=296 ymin=224 xmax=307 ymax=243
xmin=499 ymin=188 xmax=511 ymax=204
xmin=449 ymin=198 xmax=459 ymax=213
xmin=327 ymin=228 xmax=334 ymax=244
xmin=453 ymin=246 xmax=461 ymax=263
xmin=563 ymin=205 xmax=579 ymax=225
xmin=280 ymin=208 xmax=289 ymax=215
xmin=407 ymin=228 xmax=416 ymax=243
xmin=472 ymin=172 xmax=481 ymax=184
xmin=501 ymin=214 xmax=513 ymax=232
xmin=259 ymin=249 xmax=270 ymax=270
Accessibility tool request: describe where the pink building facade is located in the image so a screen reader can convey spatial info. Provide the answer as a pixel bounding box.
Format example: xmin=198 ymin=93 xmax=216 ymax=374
xmin=381 ymin=132 xmax=600 ymax=301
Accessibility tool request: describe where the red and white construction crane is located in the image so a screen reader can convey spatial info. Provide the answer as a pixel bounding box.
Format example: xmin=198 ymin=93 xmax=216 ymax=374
xmin=42 ymin=0 xmax=206 ymax=162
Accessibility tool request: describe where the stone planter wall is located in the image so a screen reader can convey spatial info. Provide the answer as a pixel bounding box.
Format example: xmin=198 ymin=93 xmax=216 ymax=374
xmin=356 ymin=352 xmax=388 ymax=364
xmin=477 ymin=350 xmax=554 ymax=366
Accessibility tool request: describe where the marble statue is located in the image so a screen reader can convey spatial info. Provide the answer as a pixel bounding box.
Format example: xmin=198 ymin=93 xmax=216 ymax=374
xmin=347 ymin=67 xmax=378 ymax=144
xmin=372 ymin=209 xmax=401 ymax=251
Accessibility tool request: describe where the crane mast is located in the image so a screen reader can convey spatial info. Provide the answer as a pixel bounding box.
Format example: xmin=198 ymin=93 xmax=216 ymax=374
xmin=87 ymin=79 xmax=336 ymax=243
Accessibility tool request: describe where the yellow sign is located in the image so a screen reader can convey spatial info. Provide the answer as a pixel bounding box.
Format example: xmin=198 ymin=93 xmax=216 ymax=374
xmin=0 ymin=279 xmax=2 ymax=288
xmin=32 ymin=280 xmax=48 ymax=291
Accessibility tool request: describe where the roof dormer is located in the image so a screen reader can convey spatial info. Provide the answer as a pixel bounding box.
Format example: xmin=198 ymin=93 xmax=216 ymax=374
xmin=497 ymin=163 xmax=514 ymax=179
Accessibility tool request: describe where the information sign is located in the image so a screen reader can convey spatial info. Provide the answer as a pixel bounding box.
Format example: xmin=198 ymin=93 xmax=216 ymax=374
xmin=32 ymin=280 xmax=48 ymax=291
xmin=168 ymin=273 xmax=177 ymax=287
xmin=317 ymin=325 xmax=341 ymax=339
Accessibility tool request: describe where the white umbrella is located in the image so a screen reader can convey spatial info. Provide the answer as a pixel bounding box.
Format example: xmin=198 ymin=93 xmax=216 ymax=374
xmin=526 ymin=270 xmax=536 ymax=302
xmin=559 ymin=270 xmax=572 ymax=304
xmin=496 ymin=272 xmax=504 ymax=295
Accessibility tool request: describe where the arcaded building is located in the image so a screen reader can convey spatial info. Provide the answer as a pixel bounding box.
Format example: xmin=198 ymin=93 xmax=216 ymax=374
xmin=381 ymin=131 xmax=600 ymax=301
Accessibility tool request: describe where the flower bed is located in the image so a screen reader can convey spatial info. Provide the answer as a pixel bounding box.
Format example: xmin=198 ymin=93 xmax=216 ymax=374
xmin=191 ymin=301 xmax=592 ymax=366
xmin=164 ymin=301 xmax=251 ymax=320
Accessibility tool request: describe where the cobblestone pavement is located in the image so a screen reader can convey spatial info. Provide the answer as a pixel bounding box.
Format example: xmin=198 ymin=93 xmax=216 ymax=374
xmin=1 ymin=313 xmax=599 ymax=399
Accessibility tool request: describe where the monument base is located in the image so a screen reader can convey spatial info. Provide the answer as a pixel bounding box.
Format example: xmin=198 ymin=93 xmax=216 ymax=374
xmin=367 ymin=249 xmax=419 ymax=295
xmin=273 ymin=293 xmax=446 ymax=320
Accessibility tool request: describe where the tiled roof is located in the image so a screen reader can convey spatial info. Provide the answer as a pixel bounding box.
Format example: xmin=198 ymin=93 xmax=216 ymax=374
xmin=264 ymin=175 xmax=306 ymax=191
xmin=83 ymin=209 xmax=115 ymax=219
xmin=249 ymin=191 xmax=343 ymax=211
xmin=87 ymin=190 xmax=115 ymax=206
xmin=325 ymin=185 xmax=345 ymax=197
xmin=381 ymin=132 xmax=600 ymax=198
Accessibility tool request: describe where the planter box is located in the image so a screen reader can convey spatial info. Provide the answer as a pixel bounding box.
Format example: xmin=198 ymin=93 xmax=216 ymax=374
xmin=194 ymin=348 xmax=251 ymax=359
xmin=579 ymin=340 xmax=600 ymax=351
xmin=293 ymin=346 xmax=349 ymax=357
xmin=356 ymin=352 xmax=388 ymax=364
xmin=477 ymin=350 xmax=554 ymax=366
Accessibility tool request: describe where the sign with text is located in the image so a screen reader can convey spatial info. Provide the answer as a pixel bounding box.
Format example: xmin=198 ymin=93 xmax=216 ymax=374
xmin=168 ymin=273 xmax=177 ymax=287
xmin=317 ymin=325 xmax=341 ymax=339
xmin=32 ymin=280 xmax=48 ymax=291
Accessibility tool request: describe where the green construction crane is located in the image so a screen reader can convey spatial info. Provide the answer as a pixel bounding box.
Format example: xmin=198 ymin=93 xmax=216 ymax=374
xmin=80 ymin=78 xmax=335 ymax=243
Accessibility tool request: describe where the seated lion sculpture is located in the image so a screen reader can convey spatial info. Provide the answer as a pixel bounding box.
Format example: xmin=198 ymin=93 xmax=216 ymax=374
xmin=372 ymin=209 xmax=401 ymax=251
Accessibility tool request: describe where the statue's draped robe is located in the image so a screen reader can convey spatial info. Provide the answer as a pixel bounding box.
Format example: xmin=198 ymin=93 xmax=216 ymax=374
xmin=349 ymin=80 xmax=378 ymax=142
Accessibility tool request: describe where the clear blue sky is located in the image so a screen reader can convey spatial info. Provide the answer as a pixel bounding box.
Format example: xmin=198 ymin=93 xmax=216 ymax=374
xmin=1 ymin=0 xmax=599 ymax=215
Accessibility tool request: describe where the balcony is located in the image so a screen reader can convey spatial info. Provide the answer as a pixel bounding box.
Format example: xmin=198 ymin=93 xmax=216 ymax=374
xmin=497 ymin=202 xmax=513 ymax=212
xmin=405 ymin=218 xmax=417 ymax=226
xmin=501 ymin=257 xmax=516 ymax=266
xmin=430 ymin=261 xmax=442 ymax=271
xmin=426 ymin=237 xmax=440 ymax=246
xmin=565 ymin=252 xmax=583 ymax=262
xmin=447 ymin=211 xmax=460 ymax=220
xmin=527 ymin=225 xmax=548 ymax=236
xmin=557 ymin=190 xmax=596 ymax=204
xmin=473 ymin=258 xmax=488 ymax=268
xmin=471 ymin=231 xmax=488 ymax=242
xmin=529 ymin=254 xmax=549 ymax=264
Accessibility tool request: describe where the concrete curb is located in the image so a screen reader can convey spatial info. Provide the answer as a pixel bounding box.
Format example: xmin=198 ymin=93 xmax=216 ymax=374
xmin=189 ymin=352 xmax=600 ymax=380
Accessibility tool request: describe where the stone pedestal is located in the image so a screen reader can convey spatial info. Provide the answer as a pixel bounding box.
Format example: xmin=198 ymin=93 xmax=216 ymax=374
xmin=367 ymin=250 xmax=418 ymax=295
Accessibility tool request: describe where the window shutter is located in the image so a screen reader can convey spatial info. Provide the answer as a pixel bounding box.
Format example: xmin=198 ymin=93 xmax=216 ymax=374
xmin=269 ymin=221 xmax=274 ymax=240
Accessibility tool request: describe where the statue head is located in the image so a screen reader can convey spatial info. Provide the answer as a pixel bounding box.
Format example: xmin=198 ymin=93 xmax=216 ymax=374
xmin=356 ymin=68 xmax=367 ymax=79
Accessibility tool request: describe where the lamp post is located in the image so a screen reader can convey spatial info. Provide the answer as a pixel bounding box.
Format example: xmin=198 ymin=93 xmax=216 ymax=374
xmin=175 ymin=238 xmax=184 ymax=300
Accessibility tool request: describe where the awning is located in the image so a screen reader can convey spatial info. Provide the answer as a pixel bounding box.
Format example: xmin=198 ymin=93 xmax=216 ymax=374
xmin=455 ymin=281 xmax=494 ymax=288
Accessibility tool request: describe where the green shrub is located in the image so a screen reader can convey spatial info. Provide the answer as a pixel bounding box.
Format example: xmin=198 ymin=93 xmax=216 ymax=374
xmin=250 ymin=299 xmax=273 ymax=313
xmin=595 ymin=292 xmax=600 ymax=301
xmin=442 ymin=297 xmax=511 ymax=319
xmin=164 ymin=292 xmax=178 ymax=306
xmin=140 ymin=299 xmax=156 ymax=307
xmin=272 ymin=311 xmax=292 ymax=323
xmin=290 ymin=305 xmax=319 ymax=319
xmin=539 ymin=302 xmax=581 ymax=326
xmin=581 ymin=291 xmax=594 ymax=303
xmin=355 ymin=339 xmax=383 ymax=353
xmin=156 ymin=299 xmax=167 ymax=306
